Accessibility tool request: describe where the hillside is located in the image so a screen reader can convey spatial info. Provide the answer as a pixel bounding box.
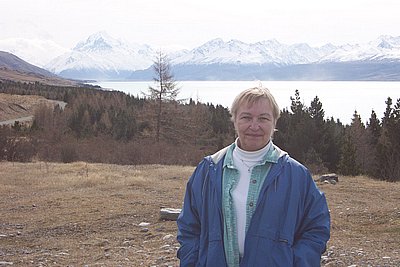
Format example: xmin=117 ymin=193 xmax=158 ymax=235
xmin=0 ymin=51 xmax=81 ymax=86
xmin=0 ymin=93 xmax=66 ymax=126
xmin=0 ymin=162 xmax=399 ymax=266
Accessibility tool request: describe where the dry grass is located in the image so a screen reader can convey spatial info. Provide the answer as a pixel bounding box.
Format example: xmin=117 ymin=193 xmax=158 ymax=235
xmin=0 ymin=161 xmax=399 ymax=266
xmin=0 ymin=68 xmax=78 ymax=87
xmin=319 ymin=176 xmax=400 ymax=266
xmin=0 ymin=161 xmax=194 ymax=266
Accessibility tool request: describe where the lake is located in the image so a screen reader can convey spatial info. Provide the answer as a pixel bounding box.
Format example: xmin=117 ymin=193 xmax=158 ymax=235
xmin=91 ymin=81 xmax=400 ymax=125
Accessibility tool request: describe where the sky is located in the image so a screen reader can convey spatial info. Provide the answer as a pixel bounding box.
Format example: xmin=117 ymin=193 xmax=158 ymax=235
xmin=1 ymin=0 xmax=399 ymax=50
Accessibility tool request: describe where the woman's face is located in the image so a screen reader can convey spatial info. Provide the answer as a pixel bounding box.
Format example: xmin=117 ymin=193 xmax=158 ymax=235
xmin=234 ymin=98 xmax=276 ymax=151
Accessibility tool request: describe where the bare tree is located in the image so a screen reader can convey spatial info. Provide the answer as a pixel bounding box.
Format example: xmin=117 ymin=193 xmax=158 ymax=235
xmin=148 ymin=50 xmax=179 ymax=142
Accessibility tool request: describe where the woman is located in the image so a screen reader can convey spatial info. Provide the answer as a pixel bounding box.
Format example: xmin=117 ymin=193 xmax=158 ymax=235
xmin=177 ymin=87 xmax=330 ymax=266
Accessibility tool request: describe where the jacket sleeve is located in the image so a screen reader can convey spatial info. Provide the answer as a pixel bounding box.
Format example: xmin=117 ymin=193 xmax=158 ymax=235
xmin=293 ymin=174 xmax=331 ymax=267
xmin=176 ymin=160 xmax=207 ymax=266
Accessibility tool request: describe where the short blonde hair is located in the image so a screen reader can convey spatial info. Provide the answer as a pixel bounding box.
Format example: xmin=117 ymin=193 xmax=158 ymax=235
xmin=230 ymin=87 xmax=280 ymax=122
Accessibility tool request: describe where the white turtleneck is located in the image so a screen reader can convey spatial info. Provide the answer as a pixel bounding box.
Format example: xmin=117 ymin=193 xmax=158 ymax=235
xmin=232 ymin=139 xmax=271 ymax=256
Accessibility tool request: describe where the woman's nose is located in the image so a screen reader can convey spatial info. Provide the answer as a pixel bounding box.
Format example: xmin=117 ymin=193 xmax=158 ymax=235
xmin=249 ymin=119 xmax=260 ymax=130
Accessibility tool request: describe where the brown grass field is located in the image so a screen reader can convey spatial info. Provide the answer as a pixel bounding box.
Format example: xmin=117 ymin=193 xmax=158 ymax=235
xmin=0 ymin=161 xmax=399 ymax=266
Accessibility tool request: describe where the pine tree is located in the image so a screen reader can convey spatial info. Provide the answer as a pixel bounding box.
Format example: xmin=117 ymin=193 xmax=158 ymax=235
xmin=385 ymin=98 xmax=400 ymax=181
xmin=286 ymin=90 xmax=313 ymax=165
xmin=367 ymin=110 xmax=381 ymax=145
xmin=324 ymin=117 xmax=344 ymax=172
xmin=365 ymin=110 xmax=381 ymax=177
xmin=290 ymin=89 xmax=305 ymax=115
xmin=375 ymin=97 xmax=400 ymax=181
xmin=308 ymin=96 xmax=327 ymax=170
xmin=338 ymin=134 xmax=359 ymax=176
xmin=309 ymin=96 xmax=325 ymax=123
xmin=348 ymin=110 xmax=369 ymax=174
xmin=274 ymin=108 xmax=290 ymax=148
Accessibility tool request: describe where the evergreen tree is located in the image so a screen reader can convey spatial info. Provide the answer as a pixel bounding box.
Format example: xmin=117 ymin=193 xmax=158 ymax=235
xmin=365 ymin=110 xmax=381 ymax=177
xmin=274 ymin=108 xmax=290 ymax=148
xmin=308 ymin=96 xmax=328 ymax=170
xmin=324 ymin=117 xmax=344 ymax=172
xmin=290 ymin=89 xmax=305 ymax=115
xmin=382 ymin=97 xmax=393 ymax=126
xmin=284 ymin=90 xmax=314 ymax=166
xmin=111 ymin=110 xmax=137 ymax=141
xmin=375 ymin=97 xmax=400 ymax=181
xmin=338 ymin=134 xmax=359 ymax=176
xmin=367 ymin=110 xmax=381 ymax=145
xmin=385 ymin=98 xmax=400 ymax=181
xmin=348 ymin=110 xmax=369 ymax=174
xmin=309 ymin=96 xmax=325 ymax=123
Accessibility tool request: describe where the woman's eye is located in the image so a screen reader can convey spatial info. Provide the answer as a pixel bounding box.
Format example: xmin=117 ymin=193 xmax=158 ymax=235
xmin=240 ymin=116 xmax=252 ymax=121
xmin=259 ymin=117 xmax=270 ymax=121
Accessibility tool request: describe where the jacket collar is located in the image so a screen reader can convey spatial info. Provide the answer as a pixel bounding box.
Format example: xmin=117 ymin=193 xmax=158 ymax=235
xmin=210 ymin=145 xmax=230 ymax=164
xmin=210 ymin=142 xmax=287 ymax=166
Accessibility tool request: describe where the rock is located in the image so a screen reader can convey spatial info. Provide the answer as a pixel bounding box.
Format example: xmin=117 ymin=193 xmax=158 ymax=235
xmin=163 ymin=234 xmax=174 ymax=240
xmin=159 ymin=208 xmax=181 ymax=221
xmin=0 ymin=262 xmax=14 ymax=266
xmin=138 ymin=222 xmax=150 ymax=227
xmin=317 ymin=173 xmax=339 ymax=184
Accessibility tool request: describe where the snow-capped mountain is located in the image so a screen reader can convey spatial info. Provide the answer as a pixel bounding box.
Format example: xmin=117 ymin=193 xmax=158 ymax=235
xmin=0 ymin=38 xmax=69 ymax=67
xmin=166 ymin=35 xmax=400 ymax=80
xmin=163 ymin=35 xmax=399 ymax=80
xmin=319 ymin=35 xmax=400 ymax=63
xmin=170 ymin=38 xmax=337 ymax=65
xmin=171 ymin=35 xmax=400 ymax=66
xmin=45 ymin=31 xmax=156 ymax=80
xmin=2 ymin=32 xmax=400 ymax=81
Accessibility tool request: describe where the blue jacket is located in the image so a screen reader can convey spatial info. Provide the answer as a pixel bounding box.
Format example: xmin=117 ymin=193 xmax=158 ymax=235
xmin=177 ymin=145 xmax=330 ymax=266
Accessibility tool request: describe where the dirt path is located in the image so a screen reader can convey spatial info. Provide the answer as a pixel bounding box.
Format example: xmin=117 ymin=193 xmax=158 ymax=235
xmin=0 ymin=162 xmax=399 ymax=266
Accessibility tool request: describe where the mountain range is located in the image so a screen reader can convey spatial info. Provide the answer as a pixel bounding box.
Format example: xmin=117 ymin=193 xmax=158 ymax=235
xmin=1 ymin=32 xmax=400 ymax=81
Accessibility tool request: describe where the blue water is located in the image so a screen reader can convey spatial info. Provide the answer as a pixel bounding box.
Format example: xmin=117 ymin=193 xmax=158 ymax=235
xmin=92 ymin=80 xmax=400 ymax=125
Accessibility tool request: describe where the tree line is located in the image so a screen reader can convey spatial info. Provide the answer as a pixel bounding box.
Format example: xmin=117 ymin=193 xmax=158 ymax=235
xmin=0 ymin=79 xmax=234 ymax=166
xmin=0 ymin=81 xmax=399 ymax=182
xmin=274 ymin=89 xmax=400 ymax=182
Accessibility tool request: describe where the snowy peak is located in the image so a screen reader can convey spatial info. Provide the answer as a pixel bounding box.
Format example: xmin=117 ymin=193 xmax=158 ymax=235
xmin=374 ymin=35 xmax=400 ymax=48
xmin=171 ymin=38 xmax=336 ymax=65
xmin=14 ymin=32 xmax=398 ymax=80
xmin=74 ymin=31 xmax=120 ymax=52
xmin=73 ymin=31 xmax=153 ymax=55
xmin=319 ymin=35 xmax=400 ymax=63
xmin=46 ymin=32 xmax=156 ymax=77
